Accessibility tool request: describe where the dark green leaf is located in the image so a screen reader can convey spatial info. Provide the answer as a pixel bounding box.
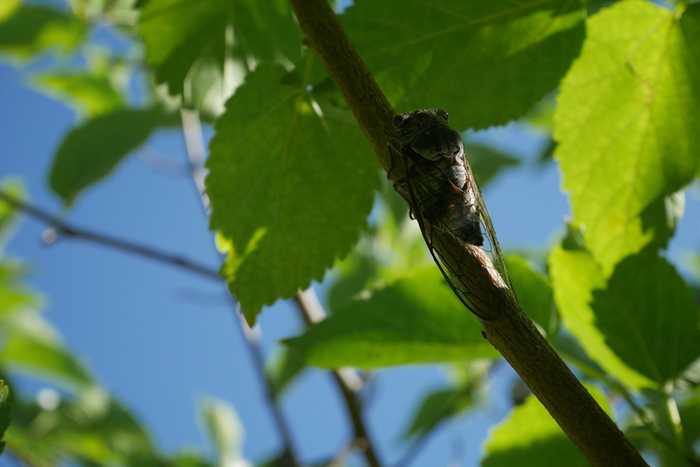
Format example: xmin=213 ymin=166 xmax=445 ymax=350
xmin=264 ymin=346 xmax=306 ymax=400
xmin=465 ymin=144 xmax=519 ymax=188
xmin=0 ymin=382 xmax=12 ymax=455
xmin=342 ymin=0 xmax=586 ymax=129
xmin=327 ymin=252 xmax=374 ymax=312
xmin=403 ymin=385 xmax=473 ymax=440
xmin=49 ymin=108 xmax=173 ymax=206
xmin=33 ymin=73 xmax=124 ymax=117
xmin=208 ymin=62 xmax=379 ymax=322
xmin=554 ymin=1 xmax=700 ymax=271
xmin=284 ymin=266 xmax=499 ymax=368
xmin=482 ymin=385 xmax=610 ymax=466
xmin=591 ymin=249 xmax=700 ymax=386
xmin=139 ymin=0 xmax=301 ymax=95
xmin=0 ymin=5 xmax=84 ymax=59
xmin=504 ymin=255 xmax=555 ymax=337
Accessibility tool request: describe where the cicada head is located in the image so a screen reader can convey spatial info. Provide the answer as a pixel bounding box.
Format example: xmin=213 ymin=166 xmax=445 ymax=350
xmin=392 ymin=109 xmax=464 ymax=163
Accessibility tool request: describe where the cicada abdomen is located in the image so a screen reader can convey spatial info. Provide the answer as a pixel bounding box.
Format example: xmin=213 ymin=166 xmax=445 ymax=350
xmin=389 ymin=109 xmax=513 ymax=319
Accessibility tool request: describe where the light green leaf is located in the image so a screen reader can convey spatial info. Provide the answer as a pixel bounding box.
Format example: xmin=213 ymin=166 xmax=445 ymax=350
xmin=207 ymin=62 xmax=380 ymax=322
xmin=342 ymin=0 xmax=586 ymax=129
xmin=554 ymin=1 xmax=700 ymax=271
xmin=139 ymin=0 xmax=301 ymax=96
xmin=403 ymin=385 xmax=473 ymax=440
xmin=0 ymin=5 xmax=84 ymax=60
xmin=482 ymin=385 xmax=610 ymax=466
xmin=284 ymin=266 xmax=499 ymax=368
xmin=0 ymin=382 xmax=11 ymax=455
xmin=200 ymin=397 xmax=249 ymax=467
xmin=0 ymin=334 xmax=92 ymax=386
xmin=49 ymin=108 xmax=174 ymax=206
xmin=549 ymin=246 xmax=652 ymax=389
xmin=504 ymin=255 xmax=555 ymax=336
xmin=0 ymin=178 xmax=25 ymax=245
xmin=33 ymin=73 xmax=124 ymax=117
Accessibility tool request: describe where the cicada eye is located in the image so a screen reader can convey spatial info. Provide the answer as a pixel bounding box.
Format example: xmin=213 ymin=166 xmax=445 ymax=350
xmin=392 ymin=114 xmax=408 ymax=129
xmin=435 ymin=110 xmax=449 ymax=121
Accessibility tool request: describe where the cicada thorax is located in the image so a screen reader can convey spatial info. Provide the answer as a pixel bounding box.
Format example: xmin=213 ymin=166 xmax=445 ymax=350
xmin=397 ymin=112 xmax=483 ymax=247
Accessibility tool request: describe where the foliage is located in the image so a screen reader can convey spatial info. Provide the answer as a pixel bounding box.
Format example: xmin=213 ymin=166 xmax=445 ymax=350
xmin=1 ymin=0 xmax=700 ymax=465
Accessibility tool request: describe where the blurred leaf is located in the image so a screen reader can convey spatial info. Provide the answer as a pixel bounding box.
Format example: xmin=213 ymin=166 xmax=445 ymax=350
xmin=264 ymin=347 xmax=306 ymax=401
xmin=33 ymin=73 xmax=124 ymax=117
xmin=0 ymin=0 xmax=19 ymax=21
xmin=554 ymin=1 xmax=700 ymax=271
xmin=139 ymin=0 xmax=301 ymax=96
xmin=0 ymin=178 xmax=25 ymax=244
xmin=0 ymin=382 xmax=11 ymax=455
xmin=208 ymin=62 xmax=379 ymax=323
xmin=169 ymin=452 xmax=215 ymax=467
xmin=0 ymin=5 xmax=84 ymax=60
xmin=590 ymin=248 xmax=700 ymax=387
xmin=200 ymin=397 xmax=249 ymax=467
xmin=327 ymin=253 xmax=374 ymax=312
xmin=49 ymin=108 xmax=175 ymax=206
xmin=549 ymin=246 xmax=652 ymax=390
xmin=284 ymin=266 xmax=499 ymax=368
xmin=504 ymin=255 xmax=555 ymax=337
xmin=0 ymin=334 xmax=92 ymax=387
xmin=482 ymin=385 xmax=610 ymax=466
xmin=403 ymin=385 xmax=473 ymax=440
xmin=342 ymin=0 xmax=586 ymax=130
xmin=465 ymin=144 xmax=519 ymax=188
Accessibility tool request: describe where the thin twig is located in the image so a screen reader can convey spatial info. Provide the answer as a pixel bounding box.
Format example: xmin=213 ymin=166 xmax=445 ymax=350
xmin=294 ymin=289 xmax=381 ymax=467
xmin=0 ymin=190 xmax=221 ymax=280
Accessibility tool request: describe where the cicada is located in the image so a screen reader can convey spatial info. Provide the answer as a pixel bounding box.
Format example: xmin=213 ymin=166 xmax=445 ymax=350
xmin=389 ymin=109 xmax=514 ymax=319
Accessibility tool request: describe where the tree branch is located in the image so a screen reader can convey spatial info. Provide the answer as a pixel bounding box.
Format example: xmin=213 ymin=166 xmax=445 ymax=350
xmin=287 ymin=0 xmax=648 ymax=465
xmin=0 ymin=190 xmax=221 ymax=280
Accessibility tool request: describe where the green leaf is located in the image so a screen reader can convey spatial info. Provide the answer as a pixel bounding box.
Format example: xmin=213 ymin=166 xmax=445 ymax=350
xmin=504 ymin=255 xmax=555 ymax=336
xmin=482 ymin=385 xmax=610 ymax=466
xmin=342 ymin=0 xmax=586 ymax=129
xmin=591 ymin=249 xmax=700 ymax=386
xmin=33 ymin=73 xmax=124 ymax=117
xmin=549 ymin=245 xmax=700 ymax=389
xmin=0 ymin=178 xmax=26 ymax=244
xmin=49 ymin=108 xmax=173 ymax=206
xmin=0 ymin=334 xmax=92 ymax=387
xmin=0 ymin=382 xmax=12 ymax=455
xmin=465 ymin=144 xmax=519 ymax=188
xmin=207 ymin=62 xmax=380 ymax=322
xmin=139 ymin=0 xmax=301 ymax=95
xmin=403 ymin=385 xmax=473 ymax=440
xmin=200 ymin=397 xmax=247 ymax=467
xmin=549 ymin=246 xmax=652 ymax=389
xmin=554 ymin=1 xmax=700 ymax=271
xmin=284 ymin=266 xmax=499 ymax=368
xmin=264 ymin=346 xmax=306 ymax=400
xmin=0 ymin=5 xmax=84 ymax=60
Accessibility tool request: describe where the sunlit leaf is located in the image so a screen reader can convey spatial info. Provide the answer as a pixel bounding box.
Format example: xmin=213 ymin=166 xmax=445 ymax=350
xmin=284 ymin=266 xmax=498 ymax=368
xmin=0 ymin=5 xmax=84 ymax=59
xmin=342 ymin=0 xmax=586 ymax=129
xmin=33 ymin=73 xmax=124 ymax=117
xmin=554 ymin=1 xmax=700 ymax=271
xmin=49 ymin=108 xmax=175 ymax=206
xmin=207 ymin=62 xmax=379 ymax=322
xmin=482 ymin=385 xmax=610 ymax=466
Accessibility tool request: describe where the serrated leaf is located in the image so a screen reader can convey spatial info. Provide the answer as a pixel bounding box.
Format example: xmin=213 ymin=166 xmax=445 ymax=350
xmin=33 ymin=73 xmax=124 ymax=117
xmin=554 ymin=1 xmax=700 ymax=271
xmin=0 ymin=334 xmax=92 ymax=386
xmin=403 ymin=386 xmax=473 ymax=440
xmin=0 ymin=5 xmax=84 ymax=59
xmin=284 ymin=266 xmax=499 ymax=368
xmin=482 ymin=385 xmax=610 ymax=466
xmin=591 ymin=249 xmax=700 ymax=386
xmin=0 ymin=382 xmax=12 ymax=455
xmin=264 ymin=346 xmax=306 ymax=400
xmin=504 ymin=255 xmax=555 ymax=336
xmin=139 ymin=0 xmax=301 ymax=96
xmin=342 ymin=0 xmax=586 ymax=130
xmin=207 ymin=62 xmax=379 ymax=322
xmin=49 ymin=108 xmax=173 ymax=206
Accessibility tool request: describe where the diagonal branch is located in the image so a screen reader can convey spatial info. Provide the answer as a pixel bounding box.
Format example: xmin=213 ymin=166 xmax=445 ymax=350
xmin=287 ymin=0 xmax=649 ymax=465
